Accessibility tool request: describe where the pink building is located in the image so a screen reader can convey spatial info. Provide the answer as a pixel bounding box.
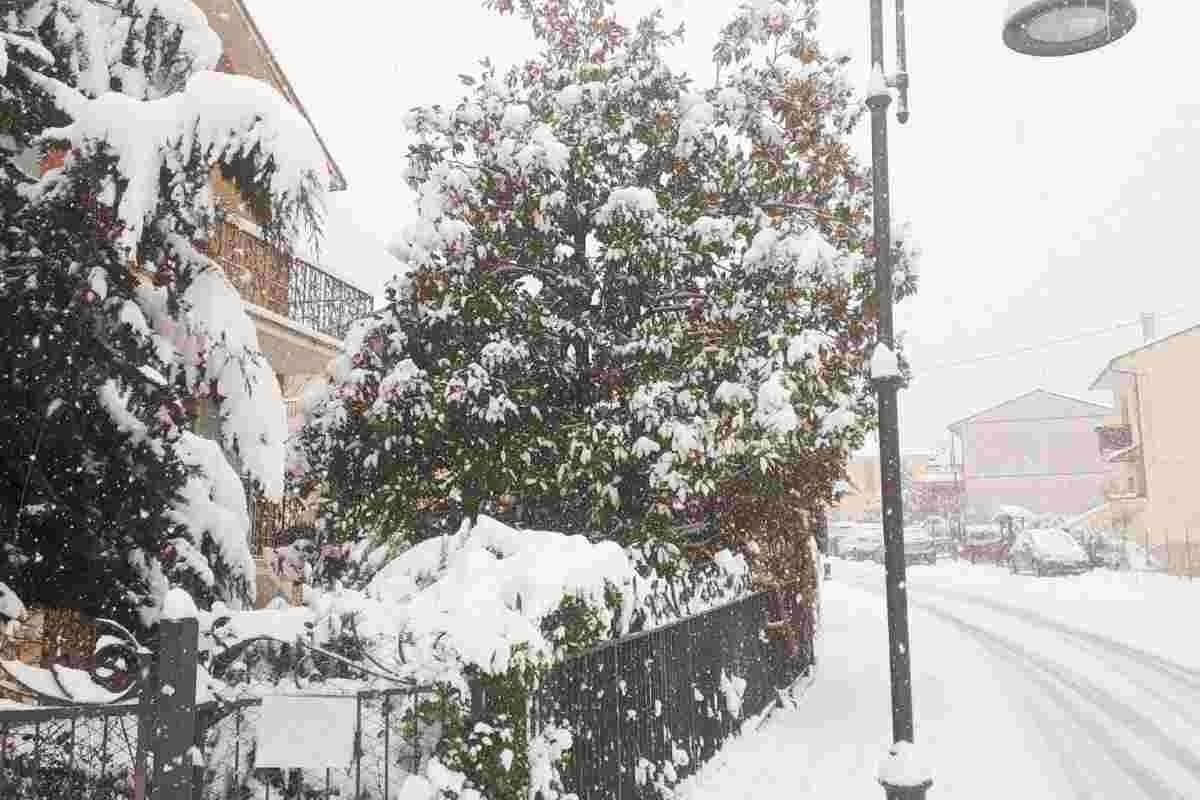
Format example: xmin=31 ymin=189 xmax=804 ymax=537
xmin=948 ymin=389 xmax=1120 ymax=519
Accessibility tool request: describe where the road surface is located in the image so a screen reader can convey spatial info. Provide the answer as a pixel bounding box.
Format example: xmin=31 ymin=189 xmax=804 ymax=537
xmin=679 ymin=560 xmax=1200 ymax=799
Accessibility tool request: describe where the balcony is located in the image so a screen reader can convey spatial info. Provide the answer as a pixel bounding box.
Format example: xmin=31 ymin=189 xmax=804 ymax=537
xmin=209 ymin=220 xmax=373 ymax=341
xmin=1095 ymin=424 xmax=1133 ymax=458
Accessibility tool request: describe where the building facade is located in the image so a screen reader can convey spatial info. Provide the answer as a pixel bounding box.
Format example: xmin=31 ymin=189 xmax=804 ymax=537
xmin=194 ymin=1 xmax=376 ymax=602
xmin=1090 ymin=323 xmax=1200 ymax=574
xmin=948 ymin=390 xmax=1118 ymax=520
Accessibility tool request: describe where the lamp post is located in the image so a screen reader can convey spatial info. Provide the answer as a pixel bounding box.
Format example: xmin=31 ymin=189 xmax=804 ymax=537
xmin=866 ymin=1 xmax=1136 ymax=798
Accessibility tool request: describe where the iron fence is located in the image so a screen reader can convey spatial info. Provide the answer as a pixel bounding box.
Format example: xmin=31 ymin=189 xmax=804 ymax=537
xmin=0 ymin=702 xmax=143 ymax=800
xmin=529 ymin=591 xmax=810 ymax=800
xmin=195 ymin=687 xmax=446 ymax=800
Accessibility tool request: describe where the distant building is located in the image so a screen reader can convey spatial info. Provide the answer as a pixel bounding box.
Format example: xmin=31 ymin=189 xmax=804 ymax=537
xmin=832 ymin=450 xmax=936 ymax=523
xmin=948 ymin=389 xmax=1118 ymax=519
xmin=1089 ymin=320 xmax=1200 ymax=574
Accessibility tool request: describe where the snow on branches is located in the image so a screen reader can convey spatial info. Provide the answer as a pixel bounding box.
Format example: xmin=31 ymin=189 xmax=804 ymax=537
xmin=302 ymin=0 xmax=915 ymax=549
xmin=0 ymin=0 xmax=329 ymax=625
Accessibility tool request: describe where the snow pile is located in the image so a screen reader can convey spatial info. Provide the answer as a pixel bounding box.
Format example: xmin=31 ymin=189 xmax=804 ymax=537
xmin=878 ymin=740 xmax=933 ymax=787
xmin=368 ymin=515 xmax=633 ymax=677
xmin=162 ymin=586 xmax=199 ymax=621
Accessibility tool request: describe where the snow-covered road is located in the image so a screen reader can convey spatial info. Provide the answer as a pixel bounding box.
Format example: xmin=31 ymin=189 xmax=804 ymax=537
xmin=678 ymin=560 xmax=1200 ymax=799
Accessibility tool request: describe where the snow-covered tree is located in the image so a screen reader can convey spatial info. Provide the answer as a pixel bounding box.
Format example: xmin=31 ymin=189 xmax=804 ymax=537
xmin=0 ymin=1 xmax=327 ymax=630
xmin=300 ymin=0 xmax=917 ymax=555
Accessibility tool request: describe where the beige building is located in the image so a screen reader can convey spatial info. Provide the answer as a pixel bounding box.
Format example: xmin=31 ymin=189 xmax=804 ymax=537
xmin=195 ymin=1 xmax=377 ymax=602
xmin=832 ymin=451 xmax=936 ymax=523
xmin=1089 ymin=320 xmax=1200 ymax=575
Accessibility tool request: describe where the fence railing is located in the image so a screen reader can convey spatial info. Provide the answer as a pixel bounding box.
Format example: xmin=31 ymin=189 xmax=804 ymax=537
xmin=196 ymin=687 xmax=446 ymax=800
xmin=528 ymin=591 xmax=810 ymax=800
xmin=3 ymin=592 xmax=814 ymax=800
xmin=0 ymin=702 xmax=143 ymax=799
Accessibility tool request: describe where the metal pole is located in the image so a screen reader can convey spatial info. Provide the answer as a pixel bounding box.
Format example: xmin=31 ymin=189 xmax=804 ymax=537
xmin=868 ymin=0 xmax=913 ymax=745
xmin=868 ymin=2 xmax=928 ymax=798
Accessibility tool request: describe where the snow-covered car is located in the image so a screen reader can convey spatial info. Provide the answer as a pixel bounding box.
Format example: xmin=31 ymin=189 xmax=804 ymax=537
xmin=1009 ymin=529 xmax=1091 ymax=576
xmin=872 ymin=527 xmax=937 ymax=566
xmin=843 ymin=529 xmax=883 ymax=561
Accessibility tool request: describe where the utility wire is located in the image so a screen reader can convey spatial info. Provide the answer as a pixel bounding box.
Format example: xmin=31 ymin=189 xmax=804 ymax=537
xmin=913 ymin=306 xmax=1193 ymax=376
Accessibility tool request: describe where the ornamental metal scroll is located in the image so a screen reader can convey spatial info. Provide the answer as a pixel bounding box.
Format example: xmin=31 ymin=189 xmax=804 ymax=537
xmin=0 ymin=617 xmax=150 ymax=706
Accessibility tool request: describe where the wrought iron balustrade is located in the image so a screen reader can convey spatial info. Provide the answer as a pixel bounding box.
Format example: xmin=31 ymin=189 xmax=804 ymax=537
xmin=208 ymin=221 xmax=373 ymax=341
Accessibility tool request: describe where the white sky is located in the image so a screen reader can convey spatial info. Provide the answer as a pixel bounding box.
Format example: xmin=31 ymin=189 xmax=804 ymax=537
xmin=243 ymin=0 xmax=1200 ymax=453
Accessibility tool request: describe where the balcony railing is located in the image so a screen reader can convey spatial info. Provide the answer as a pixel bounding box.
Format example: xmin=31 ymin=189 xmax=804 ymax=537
xmin=208 ymin=220 xmax=373 ymax=341
xmin=1095 ymin=423 xmax=1133 ymax=457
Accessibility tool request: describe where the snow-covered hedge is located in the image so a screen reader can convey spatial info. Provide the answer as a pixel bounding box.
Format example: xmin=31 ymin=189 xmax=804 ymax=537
xmin=199 ymin=514 xmax=751 ymax=799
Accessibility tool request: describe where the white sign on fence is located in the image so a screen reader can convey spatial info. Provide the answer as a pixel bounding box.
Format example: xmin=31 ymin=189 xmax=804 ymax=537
xmin=254 ymin=695 xmax=357 ymax=769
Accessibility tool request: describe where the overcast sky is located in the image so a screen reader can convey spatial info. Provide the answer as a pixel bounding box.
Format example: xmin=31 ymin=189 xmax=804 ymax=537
xmin=244 ymin=0 xmax=1200 ymax=453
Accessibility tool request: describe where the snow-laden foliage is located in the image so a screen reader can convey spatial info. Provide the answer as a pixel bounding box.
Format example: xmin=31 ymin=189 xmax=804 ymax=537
xmin=299 ymin=0 xmax=917 ymax=553
xmin=201 ymin=513 xmax=751 ymax=800
xmin=0 ymin=1 xmax=327 ymax=628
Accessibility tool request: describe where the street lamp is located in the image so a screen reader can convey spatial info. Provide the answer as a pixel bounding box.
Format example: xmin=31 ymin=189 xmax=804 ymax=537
xmin=1003 ymin=0 xmax=1138 ymax=57
xmin=866 ymin=1 xmax=1136 ymax=798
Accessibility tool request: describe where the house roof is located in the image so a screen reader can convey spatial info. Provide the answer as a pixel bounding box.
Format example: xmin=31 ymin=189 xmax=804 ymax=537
xmin=218 ymin=0 xmax=348 ymax=192
xmin=947 ymin=388 xmax=1112 ymax=433
xmin=1088 ymin=323 xmax=1200 ymax=391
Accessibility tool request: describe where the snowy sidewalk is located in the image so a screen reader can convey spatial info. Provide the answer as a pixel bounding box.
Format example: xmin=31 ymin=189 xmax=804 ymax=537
xmin=678 ymin=576 xmax=1123 ymax=799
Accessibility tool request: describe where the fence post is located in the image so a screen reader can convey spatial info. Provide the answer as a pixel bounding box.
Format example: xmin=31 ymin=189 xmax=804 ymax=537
xmin=149 ymin=618 xmax=200 ymax=800
xmin=1187 ymin=527 xmax=1193 ymax=580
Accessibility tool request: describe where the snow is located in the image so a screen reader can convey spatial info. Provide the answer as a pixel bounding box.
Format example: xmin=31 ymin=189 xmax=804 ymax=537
xmin=167 ymin=432 xmax=257 ymax=608
xmin=162 ymin=586 xmax=199 ymax=621
xmin=595 ymin=187 xmax=661 ymax=224
xmin=0 ymin=581 xmax=26 ymax=623
xmin=869 ymin=343 xmax=900 ymax=379
xmin=681 ymin=562 xmax=1200 ymax=798
xmin=995 ymin=504 xmax=1034 ymax=520
xmin=0 ymin=661 xmax=126 ymax=704
xmin=368 ymin=515 xmax=633 ymax=677
xmin=254 ymin=694 xmax=358 ymax=769
xmin=210 ymin=606 xmax=316 ymax=646
xmin=1028 ymin=529 xmax=1086 ymax=561
xmin=33 ymin=69 xmax=327 ymax=255
xmin=867 ymin=62 xmax=890 ymax=99
xmin=877 ymin=741 xmax=932 ymax=788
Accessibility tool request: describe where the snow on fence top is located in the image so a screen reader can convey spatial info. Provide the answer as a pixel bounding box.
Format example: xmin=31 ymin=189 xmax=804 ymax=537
xmin=368 ymin=515 xmax=633 ymax=676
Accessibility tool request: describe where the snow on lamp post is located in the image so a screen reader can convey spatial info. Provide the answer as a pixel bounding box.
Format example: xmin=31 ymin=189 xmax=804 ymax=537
xmin=866 ymin=0 xmax=1134 ymax=798
xmin=1003 ymin=0 xmax=1137 ymax=57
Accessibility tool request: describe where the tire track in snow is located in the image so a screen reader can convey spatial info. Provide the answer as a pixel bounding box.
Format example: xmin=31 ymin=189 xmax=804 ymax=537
xmin=910 ymin=582 xmax=1200 ymax=694
xmin=909 ymin=598 xmax=1200 ymax=799
xmin=905 ymin=583 xmax=1200 ymax=733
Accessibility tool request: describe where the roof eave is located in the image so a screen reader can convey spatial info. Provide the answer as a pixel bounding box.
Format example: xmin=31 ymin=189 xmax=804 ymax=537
xmin=233 ymin=0 xmax=349 ymax=193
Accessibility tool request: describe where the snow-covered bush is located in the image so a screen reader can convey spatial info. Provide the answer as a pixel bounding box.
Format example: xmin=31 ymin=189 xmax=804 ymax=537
xmin=298 ymin=0 xmax=918 ymax=559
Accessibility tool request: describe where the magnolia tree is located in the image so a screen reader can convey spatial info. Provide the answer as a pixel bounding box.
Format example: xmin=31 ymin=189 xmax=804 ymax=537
xmin=0 ymin=0 xmax=326 ymax=629
xmin=299 ymin=0 xmax=917 ymax=561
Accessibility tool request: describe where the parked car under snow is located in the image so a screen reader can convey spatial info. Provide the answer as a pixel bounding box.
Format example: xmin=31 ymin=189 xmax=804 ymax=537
xmin=1009 ymin=529 xmax=1091 ymax=576
xmin=872 ymin=526 xmax=937 ymax=566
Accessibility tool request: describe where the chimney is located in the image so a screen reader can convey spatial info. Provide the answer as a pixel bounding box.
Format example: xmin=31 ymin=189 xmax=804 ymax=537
xmin=1140 ymin=312 xmax=1156 ymax=343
